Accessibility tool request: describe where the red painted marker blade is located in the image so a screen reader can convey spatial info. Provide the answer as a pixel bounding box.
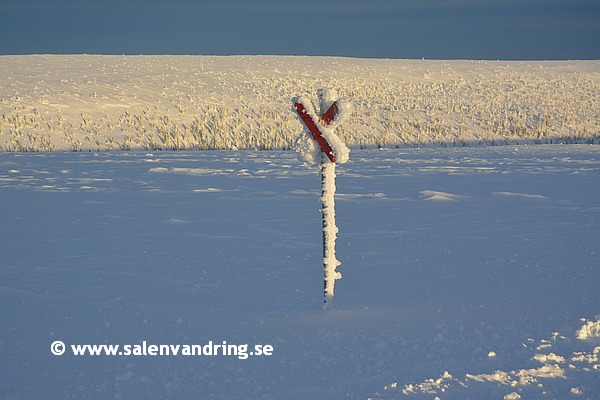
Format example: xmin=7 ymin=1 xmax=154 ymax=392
xmin=294 ymin=102 xmax=335 ymax=163
xmin=320 ymin=101 xmax=338 ymax=126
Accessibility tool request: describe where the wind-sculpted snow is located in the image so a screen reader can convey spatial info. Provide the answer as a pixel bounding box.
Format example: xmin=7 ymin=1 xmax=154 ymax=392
xmin=383 ymin=317 xmax=599 ymax=399
xmin=1 ymin=145 xmax=599 ymax=399
xmin=0 ymin=55 xmax=598 ymax=151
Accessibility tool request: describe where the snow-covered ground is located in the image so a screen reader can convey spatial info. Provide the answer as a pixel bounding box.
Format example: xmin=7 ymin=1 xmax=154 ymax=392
xmin=1 ymin=55 xmax=598 ymax=151
xmin=1 ymin=145 xmax=599 ymax=399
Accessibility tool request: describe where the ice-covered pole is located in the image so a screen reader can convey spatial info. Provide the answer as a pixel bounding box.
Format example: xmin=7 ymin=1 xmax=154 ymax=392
xmin=320 ymin=151 xmax=340 ymax=309
xmin=292 ymin=89 xmax=351 ymax=310
xmin=318 ymin=89 xmax=341 ymax=310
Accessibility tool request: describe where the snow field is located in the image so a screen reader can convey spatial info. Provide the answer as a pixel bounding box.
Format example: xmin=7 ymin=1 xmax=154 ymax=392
xmin=1 ymin=55 xmax=598 ymax=152
xmin=1 ymin=145 xmax=599 ymax=399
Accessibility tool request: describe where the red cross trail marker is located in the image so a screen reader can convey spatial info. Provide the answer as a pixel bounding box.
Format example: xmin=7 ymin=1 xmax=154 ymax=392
xmin=293 ymin=101 xmax=338 ymax=162
xmin=292 ymin=89 xmax=351 ymax=310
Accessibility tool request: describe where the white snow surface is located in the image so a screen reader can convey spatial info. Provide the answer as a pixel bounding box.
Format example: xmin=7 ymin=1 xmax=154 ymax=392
xmin=2 ymin=145 xmax=599 ymax=399
xmin=1 ymin=55 xmax=598 ymax=151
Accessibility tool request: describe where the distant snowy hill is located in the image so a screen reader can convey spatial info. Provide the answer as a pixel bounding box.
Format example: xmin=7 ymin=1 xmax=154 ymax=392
xmin=1 ymin=55 xmax=598 ymax=152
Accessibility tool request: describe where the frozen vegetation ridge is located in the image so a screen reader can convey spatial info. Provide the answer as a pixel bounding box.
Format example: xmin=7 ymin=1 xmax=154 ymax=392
xmin=0 ymin=55 xmax=598 ymax=152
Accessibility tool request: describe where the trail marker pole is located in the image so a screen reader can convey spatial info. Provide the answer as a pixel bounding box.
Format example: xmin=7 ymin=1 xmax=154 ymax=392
xmin=319 ymin=151 xmax=339 ymax=310
xmin=293 ymin=89 xmax=351 ymax=310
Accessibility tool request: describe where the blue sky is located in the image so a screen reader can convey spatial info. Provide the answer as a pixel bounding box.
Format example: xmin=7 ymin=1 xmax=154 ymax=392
xmin=1 ymin=0 xmax=598 ymax=59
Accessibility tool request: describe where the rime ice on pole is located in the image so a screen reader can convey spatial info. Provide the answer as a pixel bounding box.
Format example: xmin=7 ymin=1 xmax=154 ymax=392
xmin=320 ymin=156 xmax=341 ymax=310
xmin=317 ymin=88 xmax=352 ymax=165
xmin=292 ymin=91 xmax=352 ymax=166
xmin=292 ymin=88 xmax=351 ymax=310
